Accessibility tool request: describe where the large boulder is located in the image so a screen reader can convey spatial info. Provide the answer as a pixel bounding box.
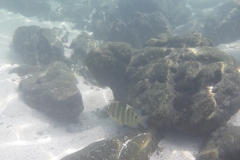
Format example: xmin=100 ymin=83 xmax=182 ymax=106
xmin=19 ymin=61 xmax=84 ymax=122
xmin=13 ymin=26 xmax=66 ymax=66
xmin=108 ymin=20 xmax=141 ymax=48
xmin=85 ymin=42 xmax=132 ymax=95
xmin=61 ymin=129 xmax=160 ymax=160
xmin=128 ymin=12 xmax=172 ymax=47
xmin=85 ymin=33 xmax=240 ymax=134
xmin=197 ymin=124 xmax=240 ymax=160
xmin=108 ymin=12 xmax=172 ymax=49
xmin=203 ymin=0 xmax=240 ymax=45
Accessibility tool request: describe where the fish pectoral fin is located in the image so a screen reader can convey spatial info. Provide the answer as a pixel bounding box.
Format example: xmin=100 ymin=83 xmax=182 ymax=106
xmin=137 ymin=115 xmax=150 ymax=128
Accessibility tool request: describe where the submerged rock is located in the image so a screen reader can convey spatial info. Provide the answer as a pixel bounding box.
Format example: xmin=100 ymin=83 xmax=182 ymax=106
xmin=108 ymin=11 xmax=172 ymax=48
xmin=70 ymin=32 xmax=99 ymax=65
xmin=85 ymin=42 xmax=132 ymax=95
xmin=86 ymin=33 xmax=240 ymax=134
xmin=128 ymin=12 xmax=172 ymax=47
xmin=13 ymin=25 xmax=65 ymax=66
xmin=197 ymin=124 xmax=240 ymax=160
xmin=108 ymin=20 xmax=141 ymax=48
xmin=204 ymin=0 xmax=240 ymax=45
xmin=70 ymin=32 xmax=100 ymax=85
xmin=9 ymin=64 xmax=39 ymax=76
xmin=19 ymin=61 xmax=84 ymax=122
xmin=61 ymin=129 xmax=161 ymax=160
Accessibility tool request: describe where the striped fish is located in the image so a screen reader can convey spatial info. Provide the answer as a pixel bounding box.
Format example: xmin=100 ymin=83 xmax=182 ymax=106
xmin=106 ymin=101 xmax=149 ymax=128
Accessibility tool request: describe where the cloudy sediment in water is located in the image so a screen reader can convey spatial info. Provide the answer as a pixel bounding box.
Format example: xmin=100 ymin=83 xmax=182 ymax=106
xmin=1 ymin=0 xmax=240 ymax=160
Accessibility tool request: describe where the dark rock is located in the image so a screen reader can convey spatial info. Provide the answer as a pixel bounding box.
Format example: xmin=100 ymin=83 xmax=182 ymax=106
xmin=93 ymin=21 xmax=111 ymax=41
xmin=9 ymin=64 xmax=39 ymax=76
xmin=19 ymin=61 xmax=84 ymax=122
xmin=127 ymin=12 xmax=172 ymax=47
xmin=128 ymin=46 xmax=240 ymax=134
xmin=197 ymin=124 xmax=240 ymax=160
xmin=87 ymin=10 xmax=105 ymax=34
xmin=70 ymin=32 xmax=100 ymax=85
xmin=61 ymin=129 xmax=161 ymax=160
xmin=203 ymin=0 xmax=240 ymax=45
xmin=86 ymin=2 xmax=119 ymax=41
xmin=85 ymin=42 xmax=132 ymax=97
xmin=70 ymin=32 xmax=97 ymax=63
xmin=105 ymin=7 xmax=121 ymax=22
xmin=108 ymin=19 xmax=141 ymax=48
xmin=108 ymin=12 xmax=172 ymax=48
xmin=91 ymin=10 xmax=105 ymax=27
xmin=0 ymin=0 xmax=51 ymax=17
xmin=86 ymin=34 xmax=240 ymax=134
xmin=13 ymin=26 xmax=66 ymax=66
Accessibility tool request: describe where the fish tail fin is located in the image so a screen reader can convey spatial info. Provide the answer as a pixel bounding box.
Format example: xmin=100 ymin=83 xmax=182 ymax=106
xmin=137 ymin=115 xmax=150 ymax=128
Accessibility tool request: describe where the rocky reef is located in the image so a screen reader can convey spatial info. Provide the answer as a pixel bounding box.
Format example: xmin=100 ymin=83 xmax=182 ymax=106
xmin=204 ymin=0 xmax=240 ymax=45
xmin=61 ymin=129 xmax=161 ymax=160
xmin=5 ymin=0 xmax=240 ymax=159
xmin=197 ymin=124 xmax=240 ymax=160
xmin=19 ymin=61 xmax=84 ymax=122
xmin=85 ymin=32 xmax=240 ymax=134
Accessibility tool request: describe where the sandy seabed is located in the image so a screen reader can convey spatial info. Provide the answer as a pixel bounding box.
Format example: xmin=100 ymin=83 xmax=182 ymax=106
xmin=1 ymin=3 xmax=240 ymax=160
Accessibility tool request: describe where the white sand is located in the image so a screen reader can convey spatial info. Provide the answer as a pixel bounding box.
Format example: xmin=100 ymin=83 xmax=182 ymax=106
xmin=0 ymin=7 xmax=119 ymax=160
xmin=1 ymin=3 xmax=240 ymax=160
